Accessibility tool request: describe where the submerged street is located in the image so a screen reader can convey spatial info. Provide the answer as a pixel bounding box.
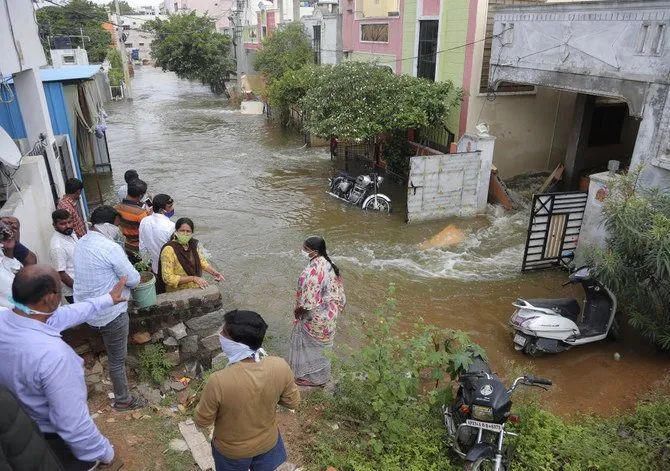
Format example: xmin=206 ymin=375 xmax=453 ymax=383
xmin=101 ymin=67 xmax=664 ymax=416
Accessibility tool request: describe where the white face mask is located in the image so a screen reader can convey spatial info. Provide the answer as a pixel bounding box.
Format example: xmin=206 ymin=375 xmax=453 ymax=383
xmin=301 ymin=249 xmax=312 ymax=260
xmin=94 ymin=223 xmax=119 ymax=241
xmin=218 ymin=334 xmax=267 ymax=365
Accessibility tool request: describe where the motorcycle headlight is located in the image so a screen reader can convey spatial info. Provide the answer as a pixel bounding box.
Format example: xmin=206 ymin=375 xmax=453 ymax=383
xmin=472 ymin=405 xmax=494 ymax=421
xmin=377 ymin=176 xmax=384 ymax=184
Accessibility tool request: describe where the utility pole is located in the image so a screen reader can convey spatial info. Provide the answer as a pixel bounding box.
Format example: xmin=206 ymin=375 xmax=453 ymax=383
xmin=114 ymin=0 xmax=132 ymax=98
xmin=233 ymin=0 xmax=246 ymax=90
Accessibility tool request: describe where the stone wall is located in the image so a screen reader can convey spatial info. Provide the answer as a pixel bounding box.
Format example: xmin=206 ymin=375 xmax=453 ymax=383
xmin=63 ymin=285 xmax=224 ymax=365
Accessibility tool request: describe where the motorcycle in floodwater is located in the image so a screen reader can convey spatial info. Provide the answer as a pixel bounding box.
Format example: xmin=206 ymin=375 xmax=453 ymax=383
xmin=443 ymin=355 xmax=552 ymax=470
xmin=328 ymin=171 xmax=392 ymax=213
xmin=509 ymin=266 xmax=618 ymax=356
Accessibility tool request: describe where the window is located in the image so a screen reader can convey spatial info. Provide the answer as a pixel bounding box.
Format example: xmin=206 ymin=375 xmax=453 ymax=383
xmin=139 ymin=42 xmax=145 ymax=46
xmin=361 ymin=24 xmax=389 ymax=42
xmin=125 ymin=43 xmax=133 ymax=48
xmin=417 ymin=20 xmax=438 ymax=81
xmin=62 ymin=55 xmax=76 ymax=64
xmin=174 ymin=2 xmax=178 ymax=10
xmin=480 ymin=0 xmax=545 ymax=94
xmin=122 ymin=25 xmax=130 ymax=30
xmin=313 ymin=25 xmax=321 ymax=65
xmin=261 ymin=26 xmax=267 ymax=38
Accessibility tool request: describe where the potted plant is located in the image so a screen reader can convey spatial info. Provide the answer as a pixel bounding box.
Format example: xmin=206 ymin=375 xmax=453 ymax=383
xmin=131 ymin=255 xmax=157 ymax=309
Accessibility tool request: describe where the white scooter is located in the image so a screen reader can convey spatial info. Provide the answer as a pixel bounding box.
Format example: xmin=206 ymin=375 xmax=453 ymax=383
xmin=509 ymin=267 xmax=618 ymax=356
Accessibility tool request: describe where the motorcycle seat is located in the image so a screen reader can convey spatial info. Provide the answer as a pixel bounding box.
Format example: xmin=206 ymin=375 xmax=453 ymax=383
xmin=335 ymin=171 xmax=355 ymax=181
xmin=525 ymin=298 xmax=580 ymax=321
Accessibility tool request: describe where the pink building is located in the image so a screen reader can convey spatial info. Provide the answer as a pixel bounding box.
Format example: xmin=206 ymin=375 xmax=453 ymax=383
xmin=341 ymin=0 xmax=405 ymax=74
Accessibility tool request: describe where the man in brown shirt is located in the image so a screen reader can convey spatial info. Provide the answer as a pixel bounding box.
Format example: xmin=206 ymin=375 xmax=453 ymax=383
xmin=194 ymin=310 xmax=300 ymax=471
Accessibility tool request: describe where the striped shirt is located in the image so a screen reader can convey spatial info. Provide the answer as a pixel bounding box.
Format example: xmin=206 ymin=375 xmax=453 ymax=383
xmin=114 ymin=199 xmax=149 ymax=255
xmin=57 ymin=195 xmax=87 ymax=238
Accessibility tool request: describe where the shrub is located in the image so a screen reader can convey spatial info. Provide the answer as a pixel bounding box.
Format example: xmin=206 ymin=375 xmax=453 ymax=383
xmin=138 ymin=344 xmax=173 ymax=385
xmin=254 ymin=22 xmax=313 ymax=84
xmin=308 ymin=284 xmax=484 ymax=470
xmin=589 ymin=169 xmax=670 ymax=350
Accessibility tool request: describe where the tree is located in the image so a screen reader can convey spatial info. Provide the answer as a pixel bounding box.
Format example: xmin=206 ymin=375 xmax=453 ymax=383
xmin=589 ymin=170 xmax=670 ymax=350
xmin=254 ymin=22 xmax=313 ymax=84
xmin=36 ymin=0 xmax=112 ymax=63
xmin=299 ymin=61 xmax=461 ymax=141
xmin=107 ymin=1 xmax=137 ymax=15
xmin=267 ymin=65 xmax=325 ymax=123
xmin=144 ymin=12 xmax=234 ymax=95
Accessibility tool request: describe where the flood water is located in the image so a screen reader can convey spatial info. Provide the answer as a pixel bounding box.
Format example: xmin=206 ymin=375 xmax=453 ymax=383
xmin=100 ymin=68 xmax=666 ymax=416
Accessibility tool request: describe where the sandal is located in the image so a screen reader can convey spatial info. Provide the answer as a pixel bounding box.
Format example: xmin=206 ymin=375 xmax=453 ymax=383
xmin=112 ymin=395 xmax=147 ymax=411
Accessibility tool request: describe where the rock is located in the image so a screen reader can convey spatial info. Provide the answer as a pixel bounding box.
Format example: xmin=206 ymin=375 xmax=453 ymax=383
xmin=200 ymin=333 xmax=221 ymax=352
xmin=163 ymin=336 xmax=179 ymax=348
xmin=169 ymin=438 xmax=189 ymax=453
xmin=165 ymin=350 xmax=180 ymax=366
xmin=180 ymin=335 xmax=199 ymax=354
xmin=85 ymin=374 xmax=101 ymax=385
xmin=93 ymin=383 xmax=106 ymax=394
xmin=136 ymin=383 xmax=162 ymax=405
xmin=99 ymin=355 xmax=108 ymax=368
xmin=167 ymin=322 xmax=188 ymax=341
xmin=159 ymin=380 xmax=171 ymax=395
xmin=185 ymin=310 xmax=226 ymax=333
xmin=276 ymin=463 xmax=299 ymax=471
xmin=106 ymin=418 xmax=116 ymax=423
xmin=86 ymin=362 xmax=103 ymax=376
xmin=151 ymin=329 xmax=165 ymax=343
xmin=211 ymin=352 xmax=228 ymax=369
xmin=169 ymin=381 xmax=187 ymax=392
xmin=131 ymin=331 xmax=151 ymax=344
xmin=178 ymin=420 xmax=216 ymax=470
xmin=183 ymin=360 xmax=204 ymax=378
xmin=75 ymin=343 xmax=91 ymax=355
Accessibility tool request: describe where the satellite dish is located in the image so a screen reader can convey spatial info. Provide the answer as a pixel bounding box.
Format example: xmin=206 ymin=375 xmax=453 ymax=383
xmin=0 ymin=127 xmax=22 ymax=167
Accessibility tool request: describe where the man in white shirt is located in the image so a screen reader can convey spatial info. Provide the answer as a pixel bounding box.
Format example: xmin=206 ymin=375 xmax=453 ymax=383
xmin=73 ymin=205 xmax=145 ymax=411
xmin=139 ymin=194 xmax=175 ymax=274
xmin=49 ymin=209 xmax=79 ymax=304
xmin=116 ymin=169 xmax=138 ymax=203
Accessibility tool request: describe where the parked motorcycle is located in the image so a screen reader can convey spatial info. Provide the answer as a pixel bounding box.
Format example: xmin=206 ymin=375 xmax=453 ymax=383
xmin=443 ymin=355 xmax=552 ymax=470
xmin=328 ymin=171 xmax=392 ymax=213
xmin=509 ymin=266 xmax=618 ymax=356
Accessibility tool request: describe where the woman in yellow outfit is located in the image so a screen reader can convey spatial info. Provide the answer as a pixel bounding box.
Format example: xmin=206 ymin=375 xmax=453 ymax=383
xmin=157 ymin=217 xmax=224 ymax=293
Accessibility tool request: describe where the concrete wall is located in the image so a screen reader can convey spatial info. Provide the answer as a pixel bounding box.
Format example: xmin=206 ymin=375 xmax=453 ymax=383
xmin=0 ymin=0 xmax=47 ymax=75
xmin=407 ymin=133 xmax=494 ymax=222
xmin=120 ymin=15 xmax=166 ymax=62
xmin=575 ymin=171 xmax=612 ymax=264
xmin=0 ymin=155 xmax=57 ymax=263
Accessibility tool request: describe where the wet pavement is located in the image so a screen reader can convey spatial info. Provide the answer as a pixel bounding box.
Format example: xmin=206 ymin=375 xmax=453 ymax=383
xmin=99 ymin=67 xmax=667 ymax=416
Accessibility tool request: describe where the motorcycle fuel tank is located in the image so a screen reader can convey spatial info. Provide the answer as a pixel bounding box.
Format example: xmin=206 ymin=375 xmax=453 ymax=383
xmin=462 ymin=375 xmax=511 ymax=424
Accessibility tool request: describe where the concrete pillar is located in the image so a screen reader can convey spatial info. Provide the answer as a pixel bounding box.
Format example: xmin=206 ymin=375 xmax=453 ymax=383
xmin=563 ymin=93 xmax=595 ymax=190
xmin=474 ymin=134 xmax=496 ymax=213
xmin=575 ymin=171 xmax=614 ymax=265
xmin=12 ymin=68 xmax=64 ymax=199
xmin=293 ymin=0 xmax=300 ymax=22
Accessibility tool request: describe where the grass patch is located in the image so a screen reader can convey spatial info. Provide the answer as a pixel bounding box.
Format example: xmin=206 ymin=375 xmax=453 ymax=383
xmin=138 ymin=344 xmax=173 ymax=385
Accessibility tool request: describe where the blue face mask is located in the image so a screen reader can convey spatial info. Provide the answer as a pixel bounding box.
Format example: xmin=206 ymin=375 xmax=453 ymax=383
xmin=9 ymin=297 xmax=52 ymax=316
xmin=164 ymin=209 xmax=175 ymax=218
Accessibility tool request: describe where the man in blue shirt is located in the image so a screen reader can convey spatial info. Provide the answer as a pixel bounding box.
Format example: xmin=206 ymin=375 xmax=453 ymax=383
xmin=0 ymin=265 xmax=127 ymax=470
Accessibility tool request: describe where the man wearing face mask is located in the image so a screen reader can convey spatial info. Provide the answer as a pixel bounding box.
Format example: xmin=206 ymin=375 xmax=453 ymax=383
xmin=0 ymin=265 xmax=128 ymax=470
xmin=49 ymin=209 xmax=79 ymax=304
xmin=139 ymin=194 xmax=175 ymax=274
xmin=194 ymin=309 xmax=300 ymax=471
xmin=73 ymin=205 xmax=145 ymax=411
xmin=0 ymin=221 xmax=22 ymax=309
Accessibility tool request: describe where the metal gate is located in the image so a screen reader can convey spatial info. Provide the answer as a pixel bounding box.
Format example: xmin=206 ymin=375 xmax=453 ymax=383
xmin=521 ymin=191 xmax=587 ymax=271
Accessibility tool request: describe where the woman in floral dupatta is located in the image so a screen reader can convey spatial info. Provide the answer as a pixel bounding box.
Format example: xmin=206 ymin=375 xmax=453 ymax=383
xmin=289 ymin=236 xmax=346 ymax=387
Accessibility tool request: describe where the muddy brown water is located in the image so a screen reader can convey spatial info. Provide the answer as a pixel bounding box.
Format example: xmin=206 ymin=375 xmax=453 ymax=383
xmin=98 ymin=68 xmax=667 ymax=417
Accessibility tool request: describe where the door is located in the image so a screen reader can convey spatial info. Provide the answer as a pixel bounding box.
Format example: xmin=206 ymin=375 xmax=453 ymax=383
xmin=417 ymin=20 xmax=439 ymax=81
xmin=521 ymin=192 xmax=588 ymax=271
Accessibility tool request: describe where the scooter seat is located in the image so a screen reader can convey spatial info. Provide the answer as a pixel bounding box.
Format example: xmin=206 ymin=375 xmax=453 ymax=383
xmin=525 ymin=298 xmax=580 ymax=321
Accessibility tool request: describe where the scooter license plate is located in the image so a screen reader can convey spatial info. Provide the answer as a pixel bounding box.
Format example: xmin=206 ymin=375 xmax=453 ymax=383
xmin=513 ymin=333 xmax=527 ymax=346
xmin=466 ymin=419 xmax=503 ymax=433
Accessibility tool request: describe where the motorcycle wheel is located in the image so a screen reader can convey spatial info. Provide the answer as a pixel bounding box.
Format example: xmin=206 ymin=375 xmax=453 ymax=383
xmin=464 ymin=458 xmax=503 ymax=471
xmin=362 ymin=196 xmax=391 ymax=213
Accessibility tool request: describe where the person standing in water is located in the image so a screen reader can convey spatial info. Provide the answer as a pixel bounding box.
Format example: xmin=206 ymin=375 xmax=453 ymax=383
xmin=289 ymin=236 xmax=346 ymax=387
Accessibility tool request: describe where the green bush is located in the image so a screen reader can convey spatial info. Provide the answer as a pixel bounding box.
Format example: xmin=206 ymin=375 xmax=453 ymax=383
xmin=511 ymin=399 xmax=670 ymax=471
xmin=106 ymin=49 xmax=124 ymax=88
xmin=589 ymin=169 xmax=670 ymax=350
xmin=307 ymin=284 xmax=483 ymax=470
xmin=138 ymin=344 xmax=173 ymax=385
xmin=254 ymin=22 xmax=313 ymax=84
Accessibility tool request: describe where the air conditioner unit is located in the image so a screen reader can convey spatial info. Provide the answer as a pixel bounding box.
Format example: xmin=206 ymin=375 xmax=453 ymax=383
xmin=388 ymin=11 xmax=400 ymax=17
